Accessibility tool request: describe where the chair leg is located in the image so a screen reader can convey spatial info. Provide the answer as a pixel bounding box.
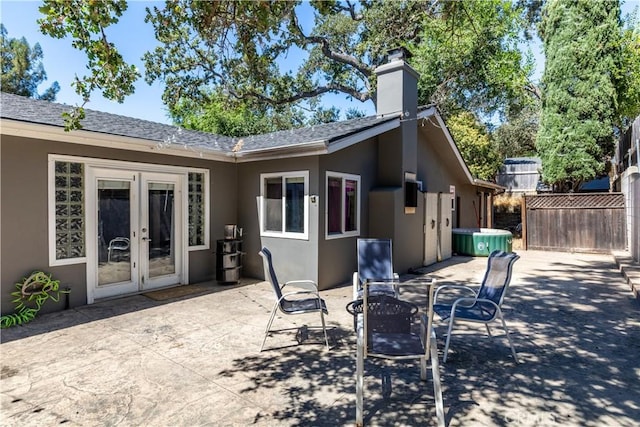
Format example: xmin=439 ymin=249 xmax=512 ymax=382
xmin=485 ymin=324 xmax=493 ymax=338
xmin=260 ymin=303 xmax=279 ymax=352
xmin=497 ymin=308 xmax=519 ymax=363
xmin=356 ymin=320 xmax=365 ymax=427
xmin=430 ymin=329 xmax=446 ymax=427
xmin=420 ymin=355 xmax=427 ymax=381
xmin=442 ymin=316 xmax=456 ymax=363
xmin=320 ymin=310 xmax=330 ymax=351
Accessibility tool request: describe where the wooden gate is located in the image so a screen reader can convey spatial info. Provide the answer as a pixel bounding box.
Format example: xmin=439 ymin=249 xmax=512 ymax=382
xmin=524 ymin=193 xmax=626 ymax=253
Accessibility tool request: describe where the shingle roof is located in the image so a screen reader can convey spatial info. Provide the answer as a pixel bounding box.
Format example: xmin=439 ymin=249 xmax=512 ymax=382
xmin=0 ymin=92 xmax=402 ymax=157
xmin=236 ymin=114 xmax=398 ymax=152
xmin=0 ymin=92 xmax=235 ymax=152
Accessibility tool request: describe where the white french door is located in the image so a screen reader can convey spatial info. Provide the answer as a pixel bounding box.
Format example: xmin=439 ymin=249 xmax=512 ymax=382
xmin=140 ymin=173 xmax=182 ymax=289
xmin=88 ymin=168 xmax=183 ymax=301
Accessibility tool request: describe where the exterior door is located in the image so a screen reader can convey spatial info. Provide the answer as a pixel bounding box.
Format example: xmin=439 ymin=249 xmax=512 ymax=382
xmin=140 ymin=173 xmax=182 ymax=290
xmin=424 ymin=192 xmax=438 ymax=265
xmin=89 ymin=169 xmax=182 ymax=301
xmin=438 ymin=193 xmax=453 ymax=261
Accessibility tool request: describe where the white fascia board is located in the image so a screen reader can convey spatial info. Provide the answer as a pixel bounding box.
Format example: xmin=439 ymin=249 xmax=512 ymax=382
xmin=474 ymin=178 xmax=505 ymax=191
xmin=1 ymin=119 xmax=234 ymax=162
xmin=234 ymin=139 xmax=329 ymax=161
xmin=326 ymin=119 xmax=400 ymax=154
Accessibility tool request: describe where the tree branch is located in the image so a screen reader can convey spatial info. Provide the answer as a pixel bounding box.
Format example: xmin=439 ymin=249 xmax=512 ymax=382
xmin=525 ymin=82 xmax=542 ymax=100
xmin=227 ymin=82 xmax=371 ymax=106
xmin=289 ymin=10 xmax=373 ymax=78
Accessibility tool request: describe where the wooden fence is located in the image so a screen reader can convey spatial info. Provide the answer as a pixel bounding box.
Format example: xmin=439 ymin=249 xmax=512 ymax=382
xmin=524 ymin=193 xmax=626 ymax=253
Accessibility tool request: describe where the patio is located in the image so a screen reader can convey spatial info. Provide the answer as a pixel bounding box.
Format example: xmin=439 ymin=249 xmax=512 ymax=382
xmin=1 ymin=250 xmax=639 ymax=426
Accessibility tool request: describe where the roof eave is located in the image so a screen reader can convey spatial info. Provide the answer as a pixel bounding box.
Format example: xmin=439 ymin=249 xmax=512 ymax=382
xmin=234 ymin=139 xmax=329 ymax=161
xmin=1 ymin=119 xmax=234 ymax=162
xmin=474 ymin=178 xmax=506 ymax=192
xmin=326 ymin=118 xmax=401 ymax=154
xmin=431 ymin=113 xmax=476 ymax=185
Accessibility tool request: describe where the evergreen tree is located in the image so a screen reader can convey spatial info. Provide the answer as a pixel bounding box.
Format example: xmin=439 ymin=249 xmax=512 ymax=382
xmin=0 ymin=24 xmax=59 ymax=100
xmin=536 ymin=0 xmax=621 ymax=192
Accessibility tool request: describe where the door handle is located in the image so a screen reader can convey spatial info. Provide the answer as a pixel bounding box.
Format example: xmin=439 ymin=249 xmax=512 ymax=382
xmin=142 ymin=237 xmax=152 ymax=242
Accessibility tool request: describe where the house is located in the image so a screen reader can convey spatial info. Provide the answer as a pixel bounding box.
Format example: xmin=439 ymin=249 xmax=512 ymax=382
xmin=0 ymin=50 xmax=502 ymax=315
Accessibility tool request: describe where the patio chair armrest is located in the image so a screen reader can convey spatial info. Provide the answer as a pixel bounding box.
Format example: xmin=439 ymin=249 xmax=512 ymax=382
xmin=450 ymin=297 xmax=479 ymax=311
xmin=473 ymin=298 xmax=500 ymax=310
xmin=283 ymin=280 xmax=319 ymax=292
xmin=434 ymin=284 xmax=477 ymax=303
xmin=281 ymin=289 xmax=317 ymax=299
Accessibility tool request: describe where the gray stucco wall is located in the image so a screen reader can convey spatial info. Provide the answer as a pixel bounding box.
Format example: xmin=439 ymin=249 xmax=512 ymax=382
xmin=0 ymin=135 xmax=236 ymax=315
xmin=417 ymin=128 xmax=482 ymax=229
xmin=317 ymin=138 xmax=379 ymax=289
xmin=236 ymin=156 xmax=320 ymax=286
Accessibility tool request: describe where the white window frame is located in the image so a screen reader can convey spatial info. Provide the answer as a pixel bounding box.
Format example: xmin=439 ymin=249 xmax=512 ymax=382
xmin=325 ymin=171 xmax=361 ymax=240
xmin=260 ymin=171 xmax=309 ymax=240
xmin=48 ymin=154 xmax=210 ymax=267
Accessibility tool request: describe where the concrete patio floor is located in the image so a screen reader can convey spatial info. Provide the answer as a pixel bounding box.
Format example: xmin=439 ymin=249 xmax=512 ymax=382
xmin=1 ymin=250 xmax=639 ymax=426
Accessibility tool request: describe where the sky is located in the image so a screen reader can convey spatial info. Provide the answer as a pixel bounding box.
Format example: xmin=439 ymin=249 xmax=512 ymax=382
xmin=1 ymin=0 xmax=638 ymax=126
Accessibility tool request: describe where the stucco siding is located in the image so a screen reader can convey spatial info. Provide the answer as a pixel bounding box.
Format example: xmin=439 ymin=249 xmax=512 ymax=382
xmin=0 ymin=135 xmax=235 ymax=314
xmin=236 ymin=157 xmax=320 ymax=286
xmin=317 ymin=137 xmax=379 ymax=289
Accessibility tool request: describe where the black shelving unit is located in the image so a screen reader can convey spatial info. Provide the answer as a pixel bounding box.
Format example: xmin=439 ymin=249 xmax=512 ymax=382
xmin=216 ymin=239 xmax=242 ymax=284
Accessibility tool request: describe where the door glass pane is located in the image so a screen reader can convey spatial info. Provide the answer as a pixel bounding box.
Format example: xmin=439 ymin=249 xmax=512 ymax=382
xmin=98 ymin=180 xmax=131 ymax=286
xmin=148 ymin=182 xmax=175 ymax=278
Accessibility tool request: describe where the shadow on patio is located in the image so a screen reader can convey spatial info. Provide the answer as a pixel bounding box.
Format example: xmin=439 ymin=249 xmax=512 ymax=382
xmin=1 ymin=251 xmax=638 ymax=426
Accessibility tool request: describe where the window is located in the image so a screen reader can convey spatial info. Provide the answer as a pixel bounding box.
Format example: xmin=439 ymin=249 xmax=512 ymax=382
xmin=261 ymin=171 xmax=309 ymax=239
xmin=50 ymin=160 xmax=86 ymax=265
xmin=326 ymin=172 xmax=360 ymax=239
xmin=188 ymin=172 xmax=206 ymax=247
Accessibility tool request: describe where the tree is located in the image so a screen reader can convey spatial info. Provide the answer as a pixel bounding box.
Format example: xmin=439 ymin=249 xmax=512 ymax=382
xmin=171 ymin=91 xmax=306 ymax=137
xmin=37 ymin=0 xmax=139 ymax=130
xmin=447 ymin=111 xmax=502 ymax=181
xmin=38 ymin=0 xmax=535 ymax=131
xmin=0 ymin=24 xmax=59 ymax=100
xmin=536 ymin=0 xmax=622 ymax=192
xmin=616 ymin=6 xmax=640 ymax=128
xmin=411 ymin=0 xmax=537 ymax=119
xmin=492 ymin=97 xmax=540 ymax=159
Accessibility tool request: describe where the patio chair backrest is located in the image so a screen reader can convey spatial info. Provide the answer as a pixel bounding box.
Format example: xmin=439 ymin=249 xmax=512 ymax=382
xmin=259 ymin=247 xmax=283 ymax=302
xmin=476 ymin=250 xmax=520 ymax=307
xmin=357 ymin=239 xmax=394 ymax=284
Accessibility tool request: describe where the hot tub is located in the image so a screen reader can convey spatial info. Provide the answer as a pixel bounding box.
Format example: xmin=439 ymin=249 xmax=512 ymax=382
xmin=452 ymin=228 xmax=513 ymax=256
